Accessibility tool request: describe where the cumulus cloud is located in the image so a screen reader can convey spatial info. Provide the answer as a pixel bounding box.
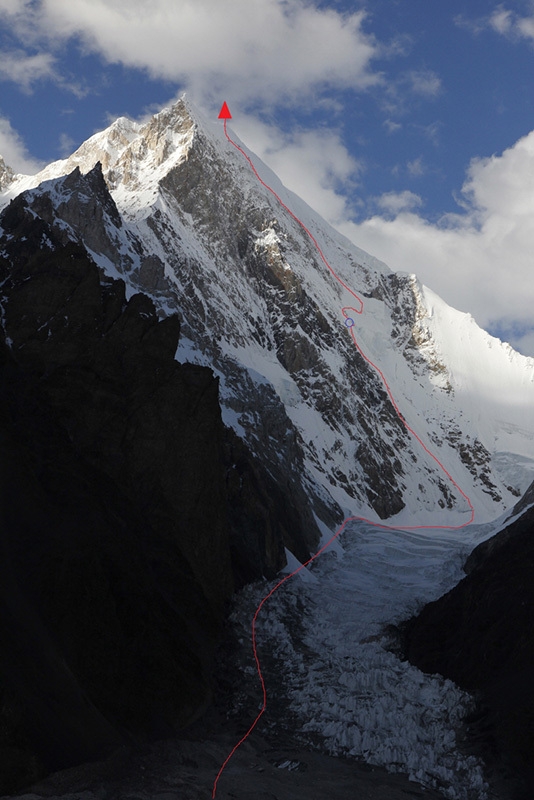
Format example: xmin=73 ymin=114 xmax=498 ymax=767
xmin=334 ymin=131 xmax=534 ymax=355
xmin=0 ymin=116 xmax=44 ymax=174
xmin=489 ymin=7 xmax=514 ymax=35
xmin=407 ymin=69 xmax=441 ymax=97
xmin=489 ymin=5 xmax=534 ymax=41
xmin=0 ymin=0 xmax=380 ymax=107
xmin=407 ymin=156 xmax=426 ymax=177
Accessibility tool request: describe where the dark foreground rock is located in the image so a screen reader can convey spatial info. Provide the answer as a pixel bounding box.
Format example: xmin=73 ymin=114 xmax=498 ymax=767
xmin=0 ymin=723 xmax=448 ymax=800
xmin=402 ymin=501 xmax=534 ymax=799
xmin=0 ymin=191 xmax=316 ymax=793
xmin=0 ymin=197 xmax=233 ymax=791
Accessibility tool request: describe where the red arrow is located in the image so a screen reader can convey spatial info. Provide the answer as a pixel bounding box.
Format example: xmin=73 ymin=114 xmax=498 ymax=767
xmin=218 ymin=101 xmax=232 ymax=119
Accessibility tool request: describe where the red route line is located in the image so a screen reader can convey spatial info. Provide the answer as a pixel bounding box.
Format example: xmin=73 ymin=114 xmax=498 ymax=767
xmin=212 ymin=118 xmax=475 ymax=799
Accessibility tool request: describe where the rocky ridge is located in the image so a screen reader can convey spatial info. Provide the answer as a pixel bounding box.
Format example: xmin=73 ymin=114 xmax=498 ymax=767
xmin=0 ymin=156 xmax=14 ymax=191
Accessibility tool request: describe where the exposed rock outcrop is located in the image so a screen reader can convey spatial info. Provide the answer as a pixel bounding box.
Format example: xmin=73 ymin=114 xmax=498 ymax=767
xmin=223 ymin=426 xmax=315 ymax=589
xmin=0 ymin=155 xmax=14 ymax=191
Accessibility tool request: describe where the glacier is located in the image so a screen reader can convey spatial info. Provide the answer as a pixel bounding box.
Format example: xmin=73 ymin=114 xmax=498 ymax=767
xmin=229 ymin=507 xmax=526 ymax=799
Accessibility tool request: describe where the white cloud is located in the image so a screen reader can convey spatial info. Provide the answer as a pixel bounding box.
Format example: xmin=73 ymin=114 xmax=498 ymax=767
xmin=458 ymin=5 xmax=534 ymax=44
xmin=0 ymin=0 xmax=28 ymax=12
xmin=489 ymin=7 xmax=514 ymax=34
xmin=376 ymin=190 xmax=422 ymax=214
xmin=407 ymin=69 xmax=441 ymax=97
xmin=517 ymin=14 xmax=534 ymax=40
xmin=420 ymin=120 xmax=441 ymax=145
xmin=0 ymin=0 xmax=380 ymax=107
xmin=58 ymin=132 xmax=76 ymax=157
xmin=407 ymin=156 xmax=425 ymax=177
xmin=0 ymin=48 xmax=56 ymax=91
xmin=489 ymin=5 xmax=534 ymax=41
xmin=333 ymin=131 xmax=534 ymax=356
xmin=384 ymin=119 xmax=402 ymax=134
xmin=380 ymin=68 xmax=442 ymax=119
xmin=0 ymin=116 xmax=44 ymax=174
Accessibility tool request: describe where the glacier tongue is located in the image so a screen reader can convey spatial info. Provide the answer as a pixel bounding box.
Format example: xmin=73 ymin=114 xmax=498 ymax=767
xmin=230 ymin=517 xmax=494 ymax=799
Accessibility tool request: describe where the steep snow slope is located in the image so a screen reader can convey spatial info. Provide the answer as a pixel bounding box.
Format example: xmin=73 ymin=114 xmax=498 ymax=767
xmin=1 ymin=97 xmax=533 ymax=530
xmin=419 ymin=285 xmax=534 ymax=491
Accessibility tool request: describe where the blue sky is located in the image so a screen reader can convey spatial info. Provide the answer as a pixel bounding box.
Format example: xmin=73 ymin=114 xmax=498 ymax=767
xmin=1 ymin=0 xmax=534 ymax=354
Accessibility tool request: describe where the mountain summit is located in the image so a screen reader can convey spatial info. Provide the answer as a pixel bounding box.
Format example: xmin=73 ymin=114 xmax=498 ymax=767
xmin=2 ymin=96 xmax=534 ymax=534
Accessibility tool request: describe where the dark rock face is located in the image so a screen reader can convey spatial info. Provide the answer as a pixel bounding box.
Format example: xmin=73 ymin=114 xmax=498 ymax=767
xmin=0 ymin=173 xmax=323 ymax=793
xmin=223 ymin=426 xmax=315 ymax=590
xmin=0 ymin=194 xmax=234 ymax=791
xmin=402 ymin=503 xmax=534 ymax=798
xmin=1 ymin=193 xmax=233 ymax=608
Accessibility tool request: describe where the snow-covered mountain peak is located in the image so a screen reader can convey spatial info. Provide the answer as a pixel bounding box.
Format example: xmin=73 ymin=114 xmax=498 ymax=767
xmin=72 ymin=118 xmax=139 ymax=179
xmin=2 ymin=98 xmax=534 ymax=530
xmin=410 ymin=280 xmax=534 ymax=410
xmin=50 ymin=99 xmax=196 ymax=196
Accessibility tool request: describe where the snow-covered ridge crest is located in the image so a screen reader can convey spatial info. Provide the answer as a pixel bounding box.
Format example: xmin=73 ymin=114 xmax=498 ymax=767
xmin=0 ymin=97 xmax=201 ymax=208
